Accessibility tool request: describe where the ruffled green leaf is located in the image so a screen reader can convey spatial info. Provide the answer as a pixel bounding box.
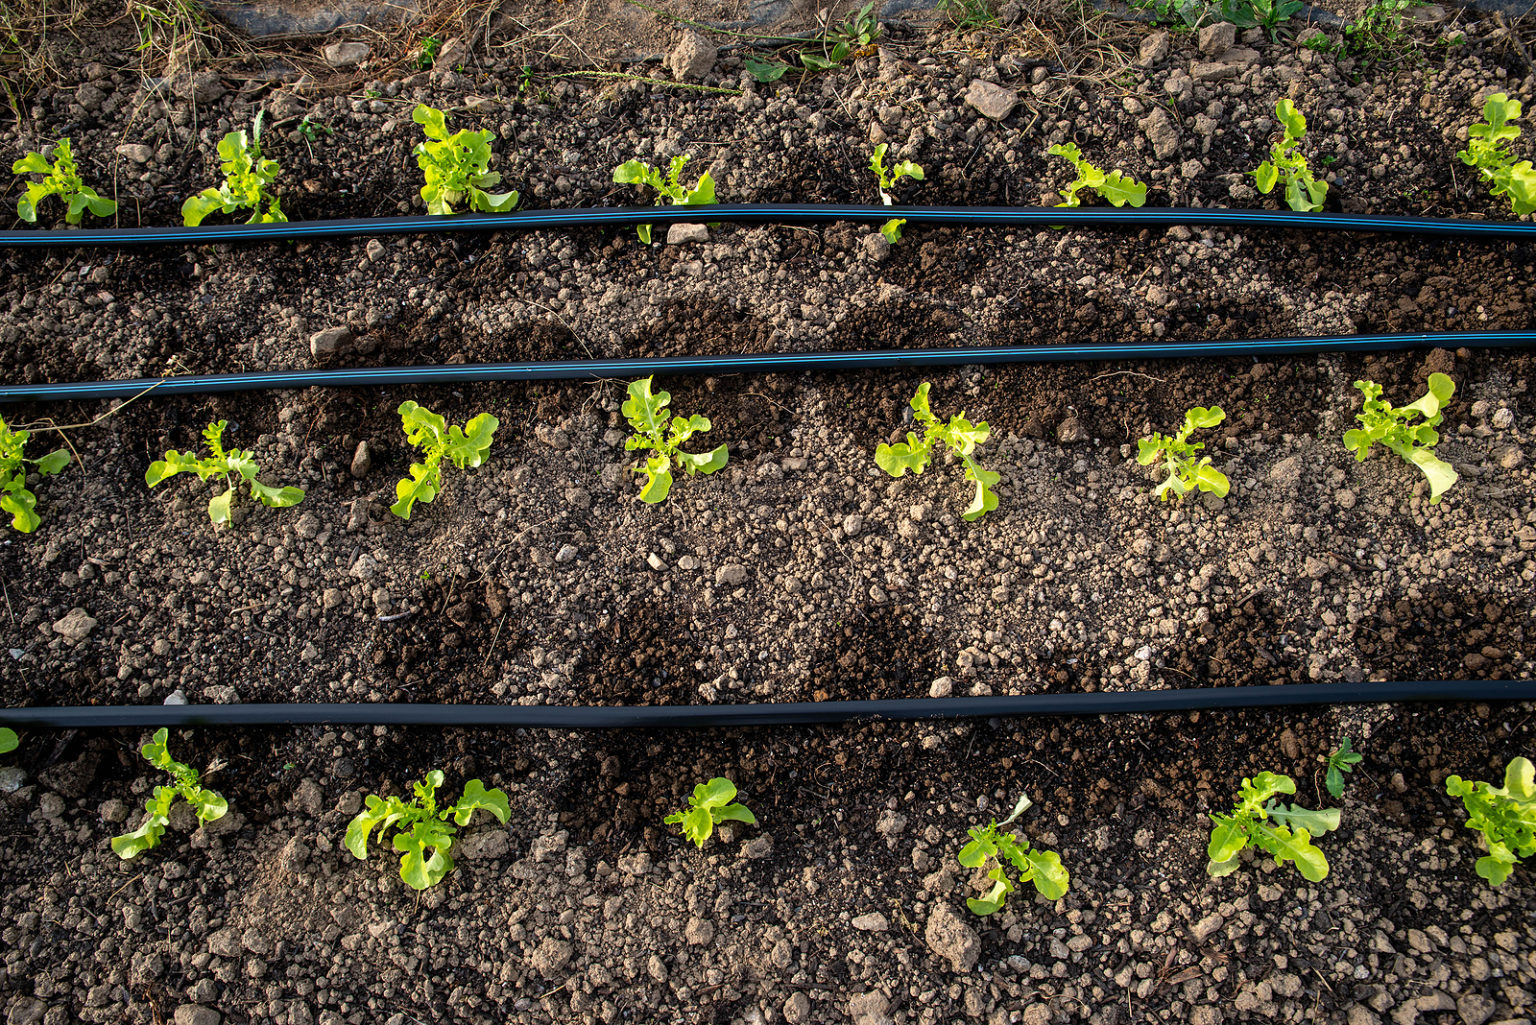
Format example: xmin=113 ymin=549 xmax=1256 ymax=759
xmin=394 ymin=817 xmax=455 ymax=890
xmin=451 ymin=779 xmax=510 ymax=827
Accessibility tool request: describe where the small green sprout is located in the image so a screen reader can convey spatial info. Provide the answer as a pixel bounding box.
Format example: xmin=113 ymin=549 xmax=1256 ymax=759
xmin=801 ymin=0 xmax=880 ymax=70
xmin=870 ymin=143 xmax=924 ymax=244
xmin=182 ymin=114 xmax=285 ymax=226
xmin=1207 ymin=771 xmax=1340 ymax=882
xmin=0 ymin=728 xmax=16 ymax=754
xmin=621 ymin=376 xmax=728 ymax=504
xmin=666 ymin=777 xmax=756 ymax=848
xmin=0 ymin=415 xmax=68 ymax=533
xmin=1445 ymin=756 xmax=1536 ymax=887
xmin=412 ymin=104 xmax=518 ymax=215
xmin=346 ymin=771 xmax=510 ymax=890
xmin=876 ymin=382 xmax=999 ymax=521
xmin=147 ymin=420 xmax=305 ymax=525
xmin=391 ymin=401 xmax=498 ymax=520
xmin=416 ymin=34 xmax=442 ymax=69
xmin=612 ymin=155 xmax=716 ymax=244
xmin=1137 ymin=406 xmax=1229 ymax=502
xmin=1253 ymin=99 xmax=1328 ymax=213
xmin=111 ymin=728 xmax=228 ymax=860
xmin=957 ymin=792 xmax=1070 ymax=916
xmin=1458 ymin=93 xmax=1536 ymax=215
xmin=1343 ymin=373 xmax=1457 ymax=504
xmin=1047 ymin=142 xmax=1147 ymax=208
xmin=1326 ymin=737 xmax=1363 ymax=799
xmin=11 ymin=137 xmax=116 ymax=224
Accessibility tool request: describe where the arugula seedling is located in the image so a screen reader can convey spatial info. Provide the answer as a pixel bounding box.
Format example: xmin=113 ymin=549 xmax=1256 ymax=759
xmin=1458 ymin=93 xmax=1536 ymax=216
xmin=876 ymin=383 xmax=999 ymax=521
xmin=1253 ymin=99 xmax=1328 ymax=213
xmin=665 ymin=777 xmax=756 ymax=848
xmin=1445 ymin=756 xmax=1536 ymax=887
xmin=1343 ymin=373 xmax=1457 ymax=504
xmin=182 ymin=114 xmax=286 ymax=226
xmin=870 ymin=143 xmax=924 ymax=244
xmin=12 ymin=137 xmax=117 ymax=224
xmin=1137 ymin=406 xmax=1229 ymax=502
xmin=111 ymin=728 xmax=228 ymax=860
xmin=1207 ymin=771 xmax=1340 ymax=882
xmin=0 ymin=415 xmax=68 ymax=533
xmin=1326 ymin=737 xmax=1362 ymax=799
xmin=1047 ymin=143 xmax=1147 ymax=208
xmin=346 ymin=771 xmax=510 ymax=890
xmin=147 ymin=420 xmax=304 ymax=525
xmin=622 ymin=376 xmax=728 ymax=503
xmin=392 ymin=401 xmax=498 ymax=519
xmin=612 ymin=155 xmax=717 ymax=244
xmin=957 ymin=792 xmax=1070 ymax=916
xmin=0 ymin=728 xmax=16 ymax=754
xmin=412 ymin=104 xmax=519 ymax=215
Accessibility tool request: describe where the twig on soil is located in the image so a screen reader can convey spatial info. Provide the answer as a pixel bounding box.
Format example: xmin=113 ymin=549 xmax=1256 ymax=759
xmin=378 ymin=609 xmax=417 ymax=623
xmin=14 ymin=380 xmax=163 ymax=467
xmin=543 ymin=70 xmax=742 ymax=96
xmin=1089 ymin=371 xmax=1167 ymax=385
xmin=481 ymin=611 xmax=509 ymax=671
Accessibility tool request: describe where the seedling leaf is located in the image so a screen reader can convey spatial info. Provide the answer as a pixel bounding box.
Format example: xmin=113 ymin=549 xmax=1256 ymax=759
xmin=111 ymin=729 xmax=228 ymax=860
xmin=391 ymin=402 xmax=498 ymax=519
xmin=665 ymin=776 xmax=757 ymax=848
xmin=12 ymin=138 xmax=117 ymax=225
xmin=412 ymin=104 xmax=519 ymax=215
xmin=1344 ymin=374 xmax=1458 ymax=504
xmin=875 ymin=383 xmax=999 ymax=520
xmin=622 ymin=377 xmax=727 ymax=503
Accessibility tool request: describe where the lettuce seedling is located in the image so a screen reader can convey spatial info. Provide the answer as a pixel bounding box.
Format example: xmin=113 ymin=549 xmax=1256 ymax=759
xmin=1343 ymin=373 xmax=1457 ymax=504
xmin=111 ymin=728 xmax=228 ymax=860
xmin=957 ymin=792 xmax=1070 ymax=916
xmin=1207 ymin=771 xmax=1339 ymax=882
xmin=182 ymin=115 xmax=285 ymax=226
xmin=412 ymin=104 xmax=519 ymax=215
xmin=147 ymin=420 xmax=304 ymax=525
xmin=1047 ymin=143 xmax=1147 ymax=208
xmin=622 ymin=376 xmax=728 ymax=503
xmin=612 ymin=155 xmax=716 ymax=244
xmin=1326 ymin=737 xmax=1362 ymax=799
xmin=0 ymin=415 xmax=68 ymax=533
xmin=392 ymin=401 xmax=498 ymax=519
xmin=876 ymin=382 xmax=999 ymax=521
xmin=666 ymin=777 xmax=756 ymax=848
xmin=870 ymin=143 xmax=924 ymax=244
xmin=346 ymin=770 xmax=510 ymax=890
xmin=1253 ymin=99 xmax=1328 ymax=213
xmin=1445 ymin=756 xmax=1536 ymax=887
xmin=12 ymin=137 xmax=117 ymax=224
xmin=1137 ymin=406 xmax=1228 ymax=501
xmin=1458 ymin=93 xmax=1536 ymax=216
xmin=0 ymin=728 xmax=16 ymax=754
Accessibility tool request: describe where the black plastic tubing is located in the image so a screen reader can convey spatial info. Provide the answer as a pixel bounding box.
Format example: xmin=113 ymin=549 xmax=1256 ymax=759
xmin=2 ymin=331 xmax=1531 ymax=404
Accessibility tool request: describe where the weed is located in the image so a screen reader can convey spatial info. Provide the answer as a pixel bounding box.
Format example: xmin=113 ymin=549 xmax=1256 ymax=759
xmin=112 ymin=728 xmax=228 ymax=860
xmin=802 ymin=0 xmax=880 ymax=70
xmin=1341 ymin=0 xmax=1424 ymax=70
xmin=1326 ymin=737 xmax=1362 ymax=799
xmin=0 ymin=728 xmax=16 ymax=754
xmin=937 ymin=0 xmax=999 ymax=31
xmin=1218 ymin=0 xmax=1302 ymax=38
xmin=416 ymin=34 xmax=441 ymax=69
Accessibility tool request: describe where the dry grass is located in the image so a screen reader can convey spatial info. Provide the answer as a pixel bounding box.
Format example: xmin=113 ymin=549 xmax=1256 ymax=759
xmin=0 ymin=0 xmax=90 ymax=115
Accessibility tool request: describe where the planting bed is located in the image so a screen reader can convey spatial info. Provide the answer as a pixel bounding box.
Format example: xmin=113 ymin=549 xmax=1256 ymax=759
xmin=1 ymin=0 xmax=1535 ymax=1021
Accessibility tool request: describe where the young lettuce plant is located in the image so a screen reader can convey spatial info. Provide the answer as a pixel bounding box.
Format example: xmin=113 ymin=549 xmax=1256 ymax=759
xmin=1048 ymin=143 xmax=1147 ymax=208
xmin=876 ymin=382 xmax=999 ymax=521
xmin=666 ymin=777 xmax=757 ymax=848
xmin=870 ymin=143 xmax=924 ymax=244
xmin=412 ymin=104 xmax=519 ymax=215
xmin=622 ymin=376 xmax=728 ymax=503
xmin=1343 ymin=373 xmax=1457 ymax=504
xmin=112 ymin=728 xmax=229 ymax=860
xmin=1208 ymin=771 xmax=1339 ymax=882
xmin=391 ymin=401 xmax=498 ymax=519
xmin=1137 ymin=406 xmax=1229 ymax=501
xmin=1445 ymin=756 xmax=1535 ymax=887
xmin=346 ymin=771 xmax=510 ymax=890
xmin=0 ymin=728 xmax=17 ymax=754
xmin=957 ymin=792 xmax=1070 ymax=916
xmin=12 ymin=137 xmax=117 ymax=224
xmin=1458 ymin=93 xmax=1536 ymax=216
xmin=1252 ymin=99 xmax=1328 ymax=213
xmin=0 ymin=415 xmax=68 ymax=533
xmin=1326 ymin=737 xmax=1363 ymax=799
xmin=147 ymin=420 xmax=304 ymax=525
xmin=612 ymin=155 xmax=716 ymax=244
xmin=182 ymin=114 xmax=285 ymax=226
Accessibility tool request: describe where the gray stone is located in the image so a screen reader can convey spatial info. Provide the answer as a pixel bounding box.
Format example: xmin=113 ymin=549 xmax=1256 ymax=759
xmin=309 ymin=326 xmax=355 ymax=358
xmin=668 ymin=30 xmax=717 ymax=81
xmin=1139 ymin=30 xmax=1169 ymax=65
xmin=863 ymin=232 xmax=891 ymax=262
xmin=964 ymin=79 xmax=1017 ymax=121
xmin=457 ymin=830 xmax=509 ymax=860
xmin=172 ymin=72 xmax=225 ymax=104
xmin=349 ymin=441 xmax=371 ymax=478
xmin=323 ymin=41 xmax=371 ymax=68
xmin=1140 ymin=108 xmax=1181 ymax=162
xmin=783 ymin=992 xmax=811 ymax=1025
xmin=1198 ymin=22 xmax=1236 ymax=54
xmin=666 ymin=222 xmax=709 ymax=245
xmin=715 ymin=564 xmax=748 ymax=587
xmin=52 ymin=607 xmax=97 ymax=642
xmin=173 ymin=1004 xmax=220 ymax=1025
xmin=116 ymin=144 xmax=154 ymax=164
xmin=925 ymin=903 xmax=980 ymax=972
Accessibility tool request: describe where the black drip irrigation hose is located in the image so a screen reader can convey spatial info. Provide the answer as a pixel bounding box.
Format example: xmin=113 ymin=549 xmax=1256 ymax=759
xmin=3 ymin=331 xmax=1532 ymax=404
xmin=4 ymin=204 xmax=1536 ymax=248
xmin=4 ymin=681 xmax=1533 ymax=730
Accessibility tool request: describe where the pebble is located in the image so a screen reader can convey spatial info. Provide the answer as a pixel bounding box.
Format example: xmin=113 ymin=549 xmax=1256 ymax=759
xmin=350 ymin=441 xmax=372 ymax=478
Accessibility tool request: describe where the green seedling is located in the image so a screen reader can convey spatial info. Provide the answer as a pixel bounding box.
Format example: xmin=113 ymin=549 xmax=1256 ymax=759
xmin=147 ymin=420 xmax=304 ymax=525
xmin=1446 ymin=756 xmax=1536 ymax=887
xmin=1137 ymin=406 xmax=1229 ymax=501
xmin=412 ymin=104 xmax=518 ymax=216
xmin=1253 ymin=100 xmax=1328 ymax=213
xmin=622 ymin=376 xmax=728 ymax=504
xmin=665 ymin=776 xmax=756 ymax=848
xmin=870 ymin=143 xmax=924 ymax=244
xmin=111 ymin=728 xmax=228 ymax=860
xmin=416 ymin=34 xmax=442 ymax=69
xmin=876 ymin=382 xmax=998 ymax=521
xmin=296 ymin=115 xmax=333 ymax=159
xmin=1343 ymin=373 xmax=1457 ymax=504
xmin=0 ymin=728 xmax=16 ymax=754
xmin=12 ymin=137 xmax=116 ymax=224
xmin=612 ymin=155 xmax=716 ymax=244
xmin=802 ymin=0 xmax=880 ymax=70
xmin=346 ymin=771 xmax=510 ymax=890
xmin=957 ymin=792 xmax=1070 ymax=916
xmin=1219 ymin=0 xmax=1303 ymax=38
xmin=1326 ymin=737 xmax=1362 ymax=799
xmin=391 ymin=401 xmax=498 ymax=520
xmin=1458 ymin=93 xmax=1536 ymax=216
xmin=1207 ymin=771 xmax=1340 ymax=882
xmin=1341 ymin=0 xmax=1425 ymax=70
xmin=182 ymin=114 xmax=285 ymax=226
xmin=0 ymin=415 xmax=68 ymax=533
xmin=1048 ymin=142 xmax=1147 ymax=208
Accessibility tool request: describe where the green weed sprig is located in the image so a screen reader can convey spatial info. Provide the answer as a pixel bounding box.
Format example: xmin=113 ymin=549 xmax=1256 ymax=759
xmin=1446 ymin=756 xmax=1536 ymax=887
xmin=182 ymin=115 xmax=285 ymax=226
xmin=1458 ymin=93 xmax=1536 ymax=216
xmin=12 ymin=137 xmax=116 ymax=224
xmin=391 ymin=401 xmax=498 ymax=519
xmin=412 ymin=104 xmax=518 ymax=215
xmin=622 ymin=376 xmax=728 ymax=503
xmin=1326 ymin=738 xmax=1362 ymax=799
xmin=1137 ymin=406 xmax=1229 ymax=501
xmin=1207 ymin=771 xmax=1340 ymax=882
xmin=666 ymin=777 xmax=756 ymax=847
xmin=957 ymin=793 xmax=1069 ymax=916
xmin=112 ymin=728 xmax=228 ymax=860
xmin=1253 ymin=100 xmax=1328 ymax=212
xmin=1343 ymin=373 xmax=1457 ymax=504
xmin=0 ymin=415 xmax=68 ymax=533
xmin=612 ymin=155 xmax=716 ymax=244
xmin=147 ymin=420 xmax=304 ymax=525
xmin=876 ymin=382 xmax=999 ymax=521
xmin=1048 ymin=143 xmax=1147 ymax=208
xmin=346 ymin=771 xmax=510 ymax=889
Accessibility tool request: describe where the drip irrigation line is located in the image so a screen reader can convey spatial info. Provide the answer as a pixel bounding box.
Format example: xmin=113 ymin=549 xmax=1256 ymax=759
xmin=3 ymin=680 xmax=1533 ymax=730
xmin=3 ymin=331 xmax=1531 ymax=404
xmin=4 ymin=204 xmax=1536 ymax=248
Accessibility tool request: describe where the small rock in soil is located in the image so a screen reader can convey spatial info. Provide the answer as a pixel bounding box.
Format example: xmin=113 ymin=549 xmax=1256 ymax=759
xmin=852 ymin=912 xmax=889 ymax=932
xmin=1140 ymin=108 xmax=1181 ymax=161
xmin=310 ymin=326 xmax=355 ymax=358
xmin=52 ymin=607 xmax=96 ymax=642
xmin=668 ymin=30 xmax=716 ymax=81
xmin=1198 ymin=22 xmax=1236 ymax=55
xmin=964 ymin=79 xmax=1017 ymax=121
xmin=171 ymin=72 xmax=224 ymax=104
xmin=323 ymin=41 xmax=371 ymax=67
xmin=784 ymin=992 xmax=811 ymax=1024
xmin=862 ymin=232 xmax=890 ymax=262
xmin=716 ymin=564 xmax=748 ymax=586
xmin=666 ymin=222 xmax=709 ymax=244
xmin=925 ymin=903 xmax=980 ymax=972
xmin=1139 ymin=30 xmax=1169 ymax=65
xmin=457 ymin=830 xmax=509 ymax=860
xmin=173 ymin=1006 xmax=220 ymax=1025
xmin=350 ymin=441 xmax=371 ymax=478
xmin=116 ymin=144 xmax=153 ymax=164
